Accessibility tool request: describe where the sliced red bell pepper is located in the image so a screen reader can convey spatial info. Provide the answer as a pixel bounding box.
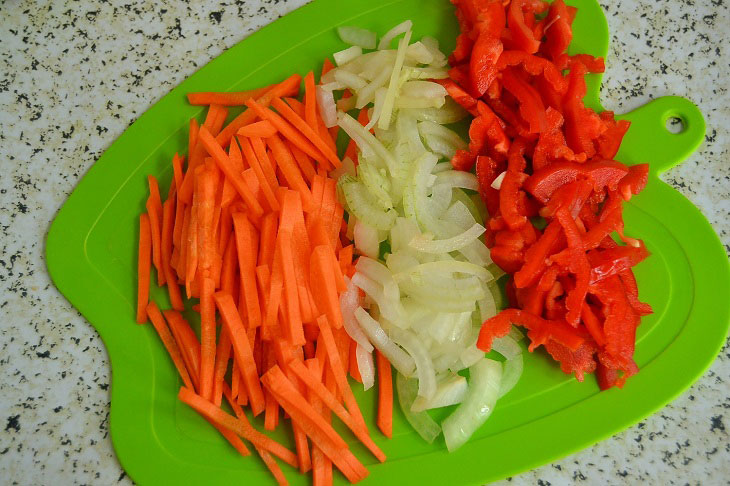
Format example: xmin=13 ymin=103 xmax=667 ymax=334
xmin=514 ymin=219 xmax=563 ymax=288
xmin=588 ymin=242 xmax=650 ymax=284
xmin=619 ymin=269 xmax=653 ymax=316
xmin=555 ymin=207 xmax=590 ymax=327
xmin=542 ymin=0 xmax=572 ymax=60
xmin=618 ymin=163 xmax=649 ymax=201
xmin=434 ymin=78 xmax=478 ymax=114
xmin=501 ymin=68 xmax=548 ymax=133
xmin=470 ymin=33 xmax=502 ymax=96
xmin=475 ymin=154 xmax=502 ymax=216
xmin=499 ymin=169 xmax=528 ymax=230
xmin=477 ymin=308 xmax=584 ymax=352
xmin=490 ymin=244 xmax=524 ymax=274
xmin=507 ymin=0 xmax=541 ymax=54
xmin=450 ymin=33 xmax=474 ymax=65
xmin=544 ymin=339 xmax=597 ymax=382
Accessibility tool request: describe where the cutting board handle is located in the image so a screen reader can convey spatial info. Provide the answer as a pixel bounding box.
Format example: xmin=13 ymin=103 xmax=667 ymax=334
xmin=618 ymin=96 xmax=706 ymax=176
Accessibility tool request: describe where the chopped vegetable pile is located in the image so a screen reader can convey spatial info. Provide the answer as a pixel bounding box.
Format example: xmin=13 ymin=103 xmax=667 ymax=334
xmin=443 ymin=0 xmax=652 ymax=389
xmin=136 ymin=70 xmax=397 ymax=485
xmin=324 ymin=20 xmax=522 ymax=450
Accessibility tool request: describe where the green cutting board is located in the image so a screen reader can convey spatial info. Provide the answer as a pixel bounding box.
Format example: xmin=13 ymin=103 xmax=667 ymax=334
xmin=46 ymin=0 xmax=729 ymax=484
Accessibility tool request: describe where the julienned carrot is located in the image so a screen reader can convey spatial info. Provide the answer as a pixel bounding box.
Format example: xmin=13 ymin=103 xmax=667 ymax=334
xmin=316 ymin=315 xmax=367 ymax=435
xmin=266 ymin=134 xmax=314 ymax=211
xmin=187 ymin=85 xmax=274 ymax=106
xmin=278 ymin=230 xmax=305 ymax=346
xmin=212 ymin=327 xmax=233 ymax=407
xmin=178 ymin=386 xmax=298 ymax=468
xmin=375 ymin=350 xmax=393 ymax=439
xmin=232 ymin=212 xmax=262 ymax=329
xmin=245 ymin=99 xmax=330 ymax=169
xmin=172 ymin=154 xmax=184 ymax=193
xmin=220 ymin=232 xmax=238 ymax=294
xmin=161 ymin=199 xmax=184 ymax=311
xmin=250 ymin=136 xmax=279 ymax=192
xmin=199 ymin=277 xmax=216 ymax=401
xmin=197 ymin=169 xmax=217 ymax=277
xmin=146 ymin=178 xmax=165 ymax=285
xmin=258 ymin=213 xmax=278 ymax=267
xmin=287 ymin=141 xmax=316 ymax=186
xmin=163 ymin=310 xmax=201 ymax=391
xmin=261 ymin=366 xmax=369 ymax=484
xmin=306 ymin=359 xmax=330 ymax=486
xmin=146 ymin=301 xmax=194 ymax=389
xmin=137 ymin=213 xmax=152 ymax=323
xmin=288 ymin=359 xmax=386 ymax=462
xmin=238 ymin=136 xmax=280 ymax=211
xmin=238 ymin=120 xmax=278 ymax=138
xmin=214 ymin=291 xmax=266 ymax=416
xmin=303 ymin=72 xmax=318 ymax=133
xmin=216 ymin=74 xmax=302 ymax=147
xmin=310 ymin=246 xmax=343 ymax=329
xmin=271 ymin=97 xmax=341 ymax=169
xmin=198 ymin=126 xmax=264 ymax=217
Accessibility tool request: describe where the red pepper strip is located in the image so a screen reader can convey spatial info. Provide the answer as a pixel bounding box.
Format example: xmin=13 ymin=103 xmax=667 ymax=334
xmin=619 ymin=269 xmax=653 ymax=316
xmin=470 ymin=33 xmax=503 ymax=96
xmin=476 ymin=101 xmax=510 ymax=155
xmin=475 ymin=155 xmax=501 ymax=216
xmin=596 ymin=116 xmax=630 ymax=159
xmin=496 ymin=51 xmax=567 ymax=94
xmin=588 ymin=242 xmax=650 ymax=284
xmin=555 ymin=53 xmax=606 ymax=73
xmin=434 ymin=78 xmax=478 ymax=114
xmin=544 ymin=340 xmax=597 ymax=382
xmin=595 ymin=362 xmax=619 ymax=390
xmin=514 ymin=219 xmax=563 ymax=288
xmin=447 ymin=64 xmax=471 ymax=89
xmin=555 ymin=207 xmax=590 ymax=327
xmin=540 ymin=178 xmax=594 ymax=219
xmin=499 ymin=170 xmax=528 ymax=230
xmin=544 ymin=280 xmax=563 ymax=313
xmin=451 ymin=149 xmax=476 ymax=172
xmin=490 ymin=245 xmax=524 ymax=274
xmin=525 ymin=160 xmax=628 ymax=204
xmin=477 ymin=308 xmax=584 ymax=352
xmin=450 ymin=33 xmax=474 ymax=65
xmin=507 ymin=0 xmax=541 ymax=54
xmin=618 ymin=163 xmax=649 ymax=201
xmin=473 ymin=1 xmax=507 ymax=38
xmin=589 ymin=275 xmax=638 ymax=363
xmin=518 ymin=285 xmax=546 ymax=316
xmin=581 ymin=303 xmax=606 ymax=346
xmin=501 ymin=68 xmax=548 ymax=133
xmin=537 ymin=264 xmax=560 ymax=292
xmin=542 ymin=0 xmax=572 ymax=60
xmin=562 ymin=63 xmax=601 ymax=159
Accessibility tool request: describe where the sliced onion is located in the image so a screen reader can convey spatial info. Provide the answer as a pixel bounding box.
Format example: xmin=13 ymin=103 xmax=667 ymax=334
xmin=333 ymin=45 xmax=363 ymax=66
xmin=396 ymin=373 xmax=441 ymax=443
xmin=354 ymin=307 xmax=415 ymax=376
xmin=316 ymin=85 xmax=338 ymax=128
xmin=378 ymin=20 xmax=413 ymax=50
xmin=337 ymin=26 xmax=377 ymax=50
xmin=378 ymin=29 xmax=412 ymax=130
xmin=411 ymin=374 xmax=467 ymax=412
xmin=356 ymin=344 xmax=375 ymax=390
xmin=442 ymin=358 xmax=502 ymax=451
xmin=354 ymin=219 xmax=380 ymax=260
xmin=339 ymin=278 xmax=373 ymax=352
xmin=390 ymin=327 xmax=436 ymax=399
xmin=409 ymin=223 xmax=486 ymax=253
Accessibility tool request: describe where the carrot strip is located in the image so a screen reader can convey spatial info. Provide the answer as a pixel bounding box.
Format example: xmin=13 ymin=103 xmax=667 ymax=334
xmin=198 ymin=126 xmax=264 ymax=216
xmin=303 ymin=71 xmax=318 ymax=131
xmin=306 ymin=359 xmax=330 ymax=486
xmin=265 ymin=242 xmax=285 ymax=334
xmin=207 ymin=104 xmax=229 ymax=137
xmin=214 ymin=291 xmax=266 ymax=416
xmin=187 ymin=85 xmax=274 ymax=106
xmin=172 ymin=153 xmax=184 ymax=194
xmin=164 ymin=310 xmax=201 ymax=391
xmin=258 ymin=212 xmax=278 ymax=267
xmin=310 ymin=246 xmax=344 ymax=329
xmin=262 ymin=341 xmax=280 ymax=430
xmin=288 ymin=359 xmax=385 ymax=462
xmin=237 ymin=119 xmax=278 ymax=138
xmin=145 ymin=301 xmax=194 ymax=390
xmin=287 ymin=141 xmax=316 ymax=186
xmin=178 ymin=386 xmax=298 ymax=467
xmin=277 ymin=230 xmax=305 ymax=346
xmin=210 ymin=327 xmax=232 ymax=407
xmin=271 ymin=97 xmax=341 ymax=169
xmin=262 ymin=366 xmax=368 ymax=483
xmin=266 ymin=134 xmax=314 ymax=211
xmin=188 ymin=118 xmax=199 ymax=163
xmin=220 ymin=232 xmax=238 ymax=294
xmin=232 ymin=212 xmax=262 ymax=329
xmin=185 ymin=167 xmax=202 ymax=296
xmin=172 ymin=194 xmax=186 ymax=253
xmin=197 ymin=169 xmax=217 ymax=278
xmin=238 ymin=135 xmax=280 ymax=211
xmin=321 ymin=58 xmax=335 ymax=78
xmin=250 ymin=136 xmax=279 ymax=192
xmin=216 ymin=74 xmax=302 ymax=147
xmin=316 ymin=315 xmax=367 ymax=432
xmin=146 ymin=178 xmax=165 ymax=285
xmin=199 ymin=277 xmax=216 ymax=401
xmin=161 ymin=199 xmax=184 ymax=310
xmin=375 ymin=350 xmax=393 ymax=439
xmin=136 ymin=213 xmax=152 ymax=323
xmin=245 ymin=99 xmax=330 ymax=168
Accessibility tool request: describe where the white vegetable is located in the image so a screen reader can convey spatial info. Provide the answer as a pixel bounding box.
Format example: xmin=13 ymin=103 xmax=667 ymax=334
xmin=316 ymin=85 xmax=337 ymax=127
xmin=356 ymin=344 xmax=375 ymax=390
xmin=333 ymin=45 xmax=363 ymax=66
xmin=378 ymin=20 xmax=413 ymax=50
xmin=354 ymin=219 xmax=380 ymax=259
xmin=411 ymin=374 xmax=468 ymax=412
xmin=396 ymin=373 xmax=441 ymax=443
xmin=354 ymin=307 xmax=415 ymax=376
xmin=390 ymin=328 xmax=437 ymax=399
xmin=378 ymin=29 xmax=412 ymax=130
xmin=491 ymin=171 xmax=507 ymax=190
xmin=409 ymin=223 xmax=486 ymax=254
xmin=442 ymin=358 xmax=502 ymax=451
xmin=337 ymin=26 xmax=377 ymax=49
xmin=339 ymin=278 xmax=374 ymax=352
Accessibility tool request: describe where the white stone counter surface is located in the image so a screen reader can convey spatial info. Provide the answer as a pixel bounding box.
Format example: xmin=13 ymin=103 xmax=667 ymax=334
xmin=0 ymin=0 xmax=727 ymax=484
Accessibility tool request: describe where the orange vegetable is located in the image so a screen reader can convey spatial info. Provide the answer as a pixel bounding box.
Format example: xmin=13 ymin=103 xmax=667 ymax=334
xmin=136 ymin=213 xmax=152 ymax=323
xmin=187 ymin=85 xmax=274 ymax=106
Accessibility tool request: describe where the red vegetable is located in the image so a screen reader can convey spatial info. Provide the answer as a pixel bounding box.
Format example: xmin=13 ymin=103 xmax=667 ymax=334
xmin=446 ymin=0 xmax=652 ymax=389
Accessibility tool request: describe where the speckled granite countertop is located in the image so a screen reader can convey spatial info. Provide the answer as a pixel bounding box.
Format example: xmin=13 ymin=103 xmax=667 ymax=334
xmin=1 ymin=0 xmax=728 ymax=484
